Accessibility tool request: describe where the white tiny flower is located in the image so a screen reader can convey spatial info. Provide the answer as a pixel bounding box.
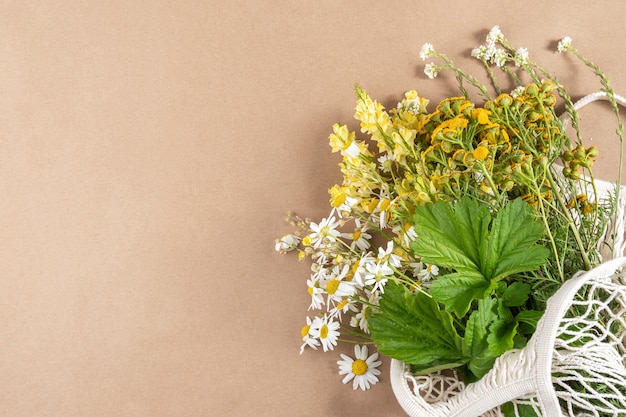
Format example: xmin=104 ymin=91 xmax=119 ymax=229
xmin=486 ymin=25 xmax=504 ymax=44
xmin=471 ymin=45 xmax=488 ymax=60
xmin=513 ymin=47 xmax=529 ymax=67
xmin=510 ymin=85 xmax=525 ymax=98
xmin=492 ymin=48 xmax=508 ymax=68
xmin=337 ymin=345 xmax=382 ymax=391
xmin=419 ymin=43 xmax=435 ymax=61
xmin=424 ymin=63 xmax=438 ymax=79
xmin=557 ymin=36 xmax=572 ymax=53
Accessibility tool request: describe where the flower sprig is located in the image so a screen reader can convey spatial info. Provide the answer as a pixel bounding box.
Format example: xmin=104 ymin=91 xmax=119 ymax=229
xmin=276 ymin=26 xmax=623 ymax=392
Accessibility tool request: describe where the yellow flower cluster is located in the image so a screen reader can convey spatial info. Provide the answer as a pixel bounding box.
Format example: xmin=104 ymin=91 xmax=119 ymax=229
xmin=327 ymin=80 xmax=591 ymax=252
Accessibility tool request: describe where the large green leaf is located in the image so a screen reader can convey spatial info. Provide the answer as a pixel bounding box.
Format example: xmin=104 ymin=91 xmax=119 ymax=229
xmin=369 ymin=281 xmax=464 ymax=367
xmin=411 ymin=197 xmax=548 ymax=284
xmin=483 ymin=198 xmax=550 ymax=281
xmin=410 ymin=198 xmax=490 ymax=273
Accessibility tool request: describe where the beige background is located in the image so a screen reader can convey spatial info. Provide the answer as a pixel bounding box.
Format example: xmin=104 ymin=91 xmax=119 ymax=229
xmin=1 ymin=1 xmax=626 ymax=416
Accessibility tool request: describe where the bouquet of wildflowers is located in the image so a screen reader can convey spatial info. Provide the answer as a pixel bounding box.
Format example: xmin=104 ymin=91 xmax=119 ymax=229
xmin=276 ymin=26 xmax=624 ymax=401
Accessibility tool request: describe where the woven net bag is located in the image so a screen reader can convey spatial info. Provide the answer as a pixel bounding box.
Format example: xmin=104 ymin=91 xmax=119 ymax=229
xmin=390 ymin=92 xmax=626 ymax=417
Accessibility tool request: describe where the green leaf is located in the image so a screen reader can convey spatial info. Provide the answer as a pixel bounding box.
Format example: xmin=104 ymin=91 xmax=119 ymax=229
xmin=502 ymin=282 xmax=531 ymax=307
xmin=483 ymin=198 xmax=550 ymax=281
xmin=462 ymin=298 xmax=496 ymax=358
xmin=462 ymin=298 xmax=499 ymax=378
xmin=369 ymin=281 xmax=464 ymax=367
xmin=486 ymin=299 xmax=518 ymax=357
xmin=410 ymin=197 xmax=490 ymax=273
xmin=515 ymin=309 xmax=544 ymax=334
xmin=411 ymin=197 xmax=548 ymax=285
xmin=430 ymin=271 xmax=497 ymax=317
xmin=487 ymin=317 xmax=518 ymax=357
xmin=502 ymin=402 xmax=540 ymax=417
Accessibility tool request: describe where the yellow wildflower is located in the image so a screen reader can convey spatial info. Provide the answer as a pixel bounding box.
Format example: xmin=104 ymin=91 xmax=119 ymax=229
xmin=473 ymin=145 xmax=490 ymax=161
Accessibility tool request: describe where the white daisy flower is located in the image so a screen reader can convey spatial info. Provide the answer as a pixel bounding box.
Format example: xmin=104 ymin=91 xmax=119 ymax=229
xmin=300 ymin=316 xmax=320 ymax=354
xmin=364 ymin=261 xmax=393 ymax=294
xmin=323 ymin=264 xmax=356 ymax=306
xmin=349 ymin=290 xmax=379 ymax=333
xmin=419 ymin=263 xmax=439 ymax=280
xmin=353 ymin=253 xmax=376 ymax=287
xmin=329 ymin=297 xmax=358 ymax=320
xmin=342 ymin=219 xmax=371 ymax=251
xmin=306 ymin=277 xmax=325 ymax=310
xmin=337 ymin=345 xmax=382 ymax=391
xmin=308 ymin=212 xmax=341 ymax=248
xmin=275 ymin=234 xmax=300 ymax=253
xmin=336 ymin=196 xmax=358 ymax=218
xmin=311 ymin=315 xmax=341 ymax=352
xmin=377 ymin=241 xmax=402 ymax=268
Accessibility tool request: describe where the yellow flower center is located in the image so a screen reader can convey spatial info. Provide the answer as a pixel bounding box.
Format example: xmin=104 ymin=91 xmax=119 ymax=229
xmin=301 ymin=325 xmax=310 ymax=338
xmin=326 ymin=279 xmax=340 ymax=295
xmin=320 ymin=324 xmax=329 ymax=339
xmin=352 ymin=359 xmax=368 ymax=376
xmin=473 ymin=146 xmax=489 ymax=160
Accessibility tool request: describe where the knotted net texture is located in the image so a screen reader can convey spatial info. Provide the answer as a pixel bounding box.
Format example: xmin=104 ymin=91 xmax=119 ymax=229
xmin=391 ymin=258 xmax=626 ymax=417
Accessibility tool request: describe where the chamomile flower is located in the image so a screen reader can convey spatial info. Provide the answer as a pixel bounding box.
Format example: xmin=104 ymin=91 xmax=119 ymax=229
xmin=329 ymin=297 xmax=358 ymax=320
xmin=364 ymin=261 xmax=394 ymax=294
xmin=418 ymin=263 xmax=440 ymax=281
xmin=353 ymin=253 xmax=376 ymax=287
xmin=342 ymin=219 xmax=371 ymax=251
xmin=308 ymin=212 xmax=341 ymax=248
xmin=311 ymin=314 xmax=341 ymax=352
xmin=300 ymin=316 xmax=320 ymax=354
xmin=275 ymin=234 xmax=300 ymax=253
xmin=306 ymin=277 xmax=325 ymax=310
xmin=323 ymin=264 xmax=356 ymax=306
xmin=337 ymin=345 xmax=382 ymax=391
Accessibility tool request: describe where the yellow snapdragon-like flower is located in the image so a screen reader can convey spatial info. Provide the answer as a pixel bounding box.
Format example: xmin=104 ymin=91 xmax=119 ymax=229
xmin=329 ymin=123 xmax=360 ymax=158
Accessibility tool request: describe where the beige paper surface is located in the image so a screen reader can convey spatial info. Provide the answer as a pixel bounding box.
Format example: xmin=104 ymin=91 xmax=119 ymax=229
xmin=1 ymin=2 xmax=625 ymax=416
